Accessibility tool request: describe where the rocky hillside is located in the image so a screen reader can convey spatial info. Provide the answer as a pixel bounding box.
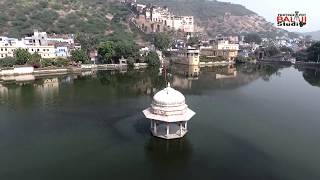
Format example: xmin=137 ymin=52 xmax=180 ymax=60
xmin=139 ymin=0 xmax=276 ymax=35
xmin=0 ymin=0 xmax=132 ymax=37
xmin=0 ymin=0 xmax=283 ymax=38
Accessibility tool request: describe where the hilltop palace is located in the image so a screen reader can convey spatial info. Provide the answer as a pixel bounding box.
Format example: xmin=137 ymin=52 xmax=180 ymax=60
xmin=126 ymin=0 xmax=194 ymax=33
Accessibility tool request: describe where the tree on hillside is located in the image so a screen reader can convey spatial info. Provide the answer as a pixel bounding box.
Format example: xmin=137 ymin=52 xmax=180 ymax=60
xmin=154 ymin=33 xmax=171 ymax=51
xmin=244 ymin=33 xmax=262 ymax=44
xmin=307 ymin=42 xmax=320 ymax=62
xmin=71 ymin=49 xmax=89 ymax=64
xmin=114 ymin=41 xmax=139 ymax=59
xmin=76 ymin=33 xmax=98 ymax=54
xmin=14 ymin=49 xmax=31 ymax=65
xmin=98 ymin=41 xmax=115 ymax=64
xmin=145 ymin=51 xmax=160 ymax=67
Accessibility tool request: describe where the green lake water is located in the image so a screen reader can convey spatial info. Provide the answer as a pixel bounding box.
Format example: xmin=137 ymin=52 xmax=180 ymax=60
xmin=0 ymin=64 xmax=319 ymax=180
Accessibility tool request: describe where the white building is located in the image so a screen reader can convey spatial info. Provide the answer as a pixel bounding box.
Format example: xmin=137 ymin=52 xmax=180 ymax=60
xmin=214 ymin=39 xmax=239 ymax=51
xmin=0 ymin=31 xmax=76 ymax=59
xmin=55 ymin=46 xmax=70 ymax=58
xmin=143 ymin=83 xmax=195 ymax=139
xmin=147 ymin=6 xmax=194 ymax=33
xmin=0 ymin=40 xmax=55 ymax=59
xmin=166 ymin=16 xmax=194 ymax=33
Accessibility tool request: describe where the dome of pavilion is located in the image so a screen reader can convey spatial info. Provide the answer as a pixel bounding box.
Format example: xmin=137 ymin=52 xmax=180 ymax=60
xmin=142 ymin=83 xmax=196 ymax=139
xmin=152 ymin=83 xmax=185 ymax=107
xmin=143 ymin=83 xmax=195 ymax=120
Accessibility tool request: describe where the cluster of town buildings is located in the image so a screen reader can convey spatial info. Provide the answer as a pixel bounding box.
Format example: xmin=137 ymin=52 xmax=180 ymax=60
xmin=126 ymin=0 xmax=194 ymax=33
xmin=168 ymin=35 xmax=240 ymax=66
xmin=168 ymin=32 xmax=313 ymax=65
xmin=0 ymin=30 xmax=80 ymax=59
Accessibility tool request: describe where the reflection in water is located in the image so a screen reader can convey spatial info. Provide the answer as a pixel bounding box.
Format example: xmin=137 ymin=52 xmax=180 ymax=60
xmin=145 ymin=137 xmax=192 ymax=172
xmin=0 ymin=64 xmax=294 ymax=102
xmin=34 ymin=78 xmax=59 ymax=101
xmin=216 ymin=65 xmax=237 ymax=79
xmin=302 ymin=68 xmax=320 ymax=87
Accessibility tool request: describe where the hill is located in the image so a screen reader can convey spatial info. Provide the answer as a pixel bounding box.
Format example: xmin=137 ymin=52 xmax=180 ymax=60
xmin=0 ymin=0 xmax=285 ymax=39
xmin=138 ymin=0 xmax=275 ymax=35
xmin=0 ymin=0 xmax=133 ymax=38
xmin=138 ymin=0 xmax=255 ymax=18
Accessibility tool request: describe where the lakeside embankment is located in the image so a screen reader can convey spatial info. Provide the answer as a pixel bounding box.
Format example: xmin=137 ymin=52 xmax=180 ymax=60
xmin=0 ymin=63 xmax=148 ymax=82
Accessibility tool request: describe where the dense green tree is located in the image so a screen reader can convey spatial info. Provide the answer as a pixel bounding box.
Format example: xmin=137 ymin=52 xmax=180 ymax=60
xmin=75 ymin=33 xmax=98 ymax=54
xmin=0 ymin=57 xmax=16 ymax=67
xmin=307 ymin=42 xmax=320 ymax=62
xmin=244 ymin=33 xmax=262 ymax=44
xmin=114 ymin=41 xmax=139 ymax=59
xmin=127 ymin=57 xmax=136 ymax=68
xmin=145 ymin=51 xmax=160 ymax=67
xmin=187 ymin=36 xmax=199 ymax=46
xmin=98 ymin=41 xmax=115 ymax=63
xmin=14 ymin=49 xmax=31 ymax=65
xmin=55 ymin=58 xmax=70 ymax=67
xmin=266 ymin=46 xmax=280 ymax=57
xmin=27 ymin=53 xmax=41 ymax=68
xmin=294 ymin=50 xmax=308 ymax=61
xmin=154 ymin=33 xmax=171 ymax=51
xmin=279 ymin=46 xmax=293 ymax=54
xmin=71 ymin=49 xmax=89 ymax=64
xmin=40 ymin=58 xmax=55 ymax=67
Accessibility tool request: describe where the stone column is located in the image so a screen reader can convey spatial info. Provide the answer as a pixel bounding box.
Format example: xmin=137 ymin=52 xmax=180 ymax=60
xmin=185 ymin=122 xmax=188 ymax=130
xmin=150 ymin=120 xmax=153 ymax=129
xmin=180 ymin=122 xmax=183 ymax=137
xmin=154 ymin=121 xmax=157 ymax=135
xmin=166 ymin=123 xmax=169 ymax=136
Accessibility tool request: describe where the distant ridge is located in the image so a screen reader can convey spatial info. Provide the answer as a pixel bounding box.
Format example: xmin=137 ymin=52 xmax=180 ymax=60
xmin=300 ymin=30 xmax=320 ymax=40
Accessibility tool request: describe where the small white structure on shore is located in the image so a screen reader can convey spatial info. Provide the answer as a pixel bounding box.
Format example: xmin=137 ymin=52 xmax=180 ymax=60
xmin=143 ymin=83 xmax=195 ymax=139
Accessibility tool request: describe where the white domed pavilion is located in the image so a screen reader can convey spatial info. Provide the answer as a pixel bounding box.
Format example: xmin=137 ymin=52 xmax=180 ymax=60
xmin=142 ymin=83 xmax=195 ymax=139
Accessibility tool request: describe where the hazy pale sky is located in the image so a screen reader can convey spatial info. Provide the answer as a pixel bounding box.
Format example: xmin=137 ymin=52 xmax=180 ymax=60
xmin=220 ymin=0 xmax=319 ymax=32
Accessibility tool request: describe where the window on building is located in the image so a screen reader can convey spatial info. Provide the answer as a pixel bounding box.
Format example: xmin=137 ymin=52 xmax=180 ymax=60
xmin=37 ymin=49 xmax=40 ymax=51
xmin=0 ymin=48 xmax=3 ymax=51
xmin=5 ymin=48 xmax=7 ymax=51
